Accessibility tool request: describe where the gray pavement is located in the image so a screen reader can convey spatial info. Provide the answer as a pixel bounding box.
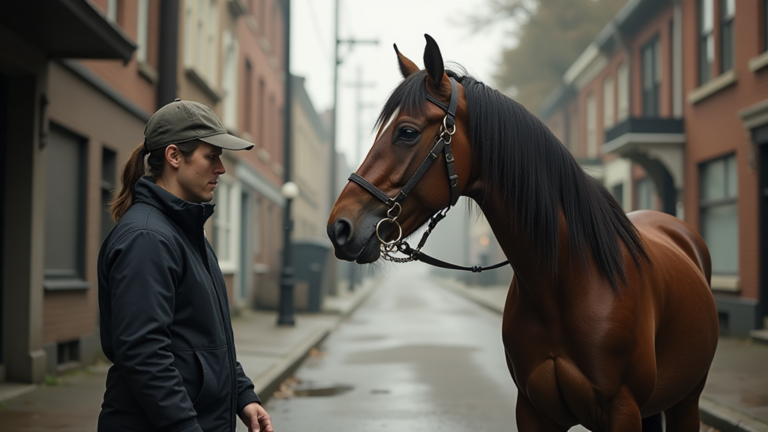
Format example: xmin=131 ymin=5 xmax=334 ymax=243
xmin=264 ymin=263 xmax=526 ymax=431
xmin=0 ymin=279 xmax=378 ymax=432
xmin=439 ymin=276 xmax=768 ymax=432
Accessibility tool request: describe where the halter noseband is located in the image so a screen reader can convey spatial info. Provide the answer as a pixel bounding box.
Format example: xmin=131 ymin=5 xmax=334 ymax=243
xmin=346 ymin=77 xmax=509 ymax=273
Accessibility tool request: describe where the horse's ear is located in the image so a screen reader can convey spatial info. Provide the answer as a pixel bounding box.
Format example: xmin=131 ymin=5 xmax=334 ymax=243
xmin=394 ymin=44 xmax=420 ymax=79
xmin=423 ymin=34 xmax=448 ymax=92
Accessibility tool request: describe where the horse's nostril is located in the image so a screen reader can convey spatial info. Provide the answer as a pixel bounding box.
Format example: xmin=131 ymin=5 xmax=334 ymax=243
xmin=333 ymin=218 xmax=353 ymax=246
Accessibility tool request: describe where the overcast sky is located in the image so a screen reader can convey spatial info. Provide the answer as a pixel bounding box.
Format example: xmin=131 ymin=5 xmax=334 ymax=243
xmin=290 ymin=0 xmax=514 ymax=169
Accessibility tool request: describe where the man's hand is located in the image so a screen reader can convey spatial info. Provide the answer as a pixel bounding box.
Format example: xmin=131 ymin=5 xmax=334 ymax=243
xmin=239 ymin=402 xmax=274 ymax=432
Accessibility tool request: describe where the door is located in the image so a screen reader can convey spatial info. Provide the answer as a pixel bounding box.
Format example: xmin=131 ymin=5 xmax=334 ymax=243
xmin=239 ymin=191 xmax=253 ymax=305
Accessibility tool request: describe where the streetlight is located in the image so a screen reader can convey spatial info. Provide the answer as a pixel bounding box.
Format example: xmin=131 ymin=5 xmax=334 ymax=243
xmin=277 ymin=181 xmax=300 ymax=326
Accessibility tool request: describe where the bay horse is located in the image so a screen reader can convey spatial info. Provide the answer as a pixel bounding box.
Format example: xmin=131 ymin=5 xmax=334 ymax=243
xmin=327 ymin=35 xmax=719 ymax=431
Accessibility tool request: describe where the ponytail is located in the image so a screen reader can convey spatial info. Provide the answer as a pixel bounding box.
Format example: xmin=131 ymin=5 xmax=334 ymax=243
xmin=110 ymin=143 xmax=147 ymax=221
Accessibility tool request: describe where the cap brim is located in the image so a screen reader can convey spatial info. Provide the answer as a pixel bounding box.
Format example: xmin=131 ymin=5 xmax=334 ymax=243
xmin=199 ymin=133 xmax=254 ymax=150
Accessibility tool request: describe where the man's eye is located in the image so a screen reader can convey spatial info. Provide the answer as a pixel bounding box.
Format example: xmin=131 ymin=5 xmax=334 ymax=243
xmin=397 ymin=128 xmax=420 ymax=142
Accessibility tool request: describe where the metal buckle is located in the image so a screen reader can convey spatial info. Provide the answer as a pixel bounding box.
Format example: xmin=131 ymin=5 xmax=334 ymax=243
xmin=446 ymin=153 xmax=454 ymax=163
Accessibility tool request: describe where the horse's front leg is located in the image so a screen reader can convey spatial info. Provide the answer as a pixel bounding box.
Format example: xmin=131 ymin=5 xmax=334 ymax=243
xmin=515 ymin=392 xmax=569 ymax=432
xmin=603 ymin=387 xmax=643 ymax=432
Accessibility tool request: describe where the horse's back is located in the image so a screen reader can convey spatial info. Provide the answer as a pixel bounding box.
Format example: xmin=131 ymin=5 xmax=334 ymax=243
xmin=627 ymin=210 xmax=718 ymax=416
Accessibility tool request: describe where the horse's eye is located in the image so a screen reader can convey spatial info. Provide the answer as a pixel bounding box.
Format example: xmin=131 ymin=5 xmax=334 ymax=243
xmin=396 ymin=127 xmax=420 ymax=143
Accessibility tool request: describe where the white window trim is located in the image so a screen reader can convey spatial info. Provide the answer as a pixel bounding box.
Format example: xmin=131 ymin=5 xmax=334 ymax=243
xmin=214 ymin=177 xmax=241 ymax=274
xmin=222 ymin=30 xmax=239 ymax=131
xmin=137 ymin=0 xmax=149 ymax=64
xmin=603 ymin=76 xmax=615 ymax=129
xmin=586 ymin=94 xmax=598 ymax=158
xmin=617 ymin=62 xmax=629 ymax=122
xmin=107 ymin=0 xmax=119 ymax=22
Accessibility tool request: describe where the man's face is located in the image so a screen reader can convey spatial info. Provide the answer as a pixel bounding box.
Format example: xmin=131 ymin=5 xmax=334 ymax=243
xmin=176 ymin=142 xmax=225 ymax=203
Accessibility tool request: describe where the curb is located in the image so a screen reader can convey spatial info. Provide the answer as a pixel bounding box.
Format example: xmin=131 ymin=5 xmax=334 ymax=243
xmin=251 ymin=327 xmax=331 ymax=404
xmin=252 ymin=279 xmax=379 ymax=403
xmin=436 ymin=277 xmax=768 ymax=432
xmin=700 ymin=398 xmax=768 ymax=432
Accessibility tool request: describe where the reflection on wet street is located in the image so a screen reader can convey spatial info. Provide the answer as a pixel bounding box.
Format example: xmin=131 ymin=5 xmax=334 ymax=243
xmin=265 ymin=264 xmax=589 ymax=431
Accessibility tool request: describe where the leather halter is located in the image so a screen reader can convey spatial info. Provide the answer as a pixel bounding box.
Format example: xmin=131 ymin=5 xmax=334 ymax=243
xmin=349 ymin=77 xmax=461 ymax=210
xmin=346 ymin=77 xmax=509 ymax=273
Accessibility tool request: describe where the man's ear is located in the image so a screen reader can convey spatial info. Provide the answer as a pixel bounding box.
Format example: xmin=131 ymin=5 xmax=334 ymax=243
xmin=394 ymin=44 xmax=420 ymax=79
xmin=165 ymin=144 xmax=181 ymax=169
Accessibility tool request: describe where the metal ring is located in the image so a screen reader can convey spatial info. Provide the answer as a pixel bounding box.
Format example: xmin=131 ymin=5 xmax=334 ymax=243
xmin=387 ymin=202 xmax=402 ymax=220
xmin=442 ymin=116 xmax=457 ymax=135
xmin=376 ymin=218 xmax=403 ymax=246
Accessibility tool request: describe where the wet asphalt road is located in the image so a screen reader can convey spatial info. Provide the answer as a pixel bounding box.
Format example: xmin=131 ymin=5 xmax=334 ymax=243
xmin=265 ymin=264 xmax=590 ymax=432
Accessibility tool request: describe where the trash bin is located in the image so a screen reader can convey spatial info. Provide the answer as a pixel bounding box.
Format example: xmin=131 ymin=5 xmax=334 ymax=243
xmin=291 ymin=239 xmax=332 ymax=312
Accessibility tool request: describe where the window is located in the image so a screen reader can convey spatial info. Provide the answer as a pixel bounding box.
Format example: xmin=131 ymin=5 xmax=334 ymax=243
xmin=44 ymin=125 xmax=88 ymax=290
xmin=57 ymin=340 xmax=80 ymax=365
xmin=137 ymin=0 xmax=149 ymax=64
xmin=101 ymin=148 xmax=117 ymax=242
xmin=184 ymin=0 xmax=219 ymax=86
xmin=213 ymin=180 xmax=241 ymax=271
xmin=106 ymin=0 xmax=119 ymax=23
xmin=699 ymin=0 xmax=715 ymax=84
xmin=612 ymin=183 xmax=624 ymax=209
xmin=636 ymin=177 xmax=656 ymax=210
xmin=700 ymin=154 xmax=738 ymax=275
xmin=586 ymin=93 xmax=597 ymax=158
xmin=641 ymin=36 xmax=661 ymax=117
xmin=214 ymin=182 xmax=232 ymax=263
xmin=617 ymin=62 xmax=629 ymax=122
xmin=259 ymin=79 xmax=265 ymax=147
xmin=244 ymin=61 xmax=253 ymax=135
xmin=222 ymin=30 xmax=239 ymax=131
xmin=721 ymin=0 xmax=735 ymax=72
xmin=253 ymin=197 xmax=262 ymax=255
xmin=603 ymin=76 xmax=615 ymax=129
xmin=764 ymin=0 xmax=768 ymax=52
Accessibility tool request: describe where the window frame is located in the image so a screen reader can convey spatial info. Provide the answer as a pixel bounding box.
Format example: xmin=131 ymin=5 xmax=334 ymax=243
xmin=43 ymin=124 xmax=90 ymax=291
xmin=617 ymin=62 xmax=629 ymax=122
xmin=720 ymin=0 xmax=735 ymax=73
xmin=136 ymin=0 xmax=149 ymax=64
xmin=699 ymin=154 xmax=739 ymax=275
xmin=699 ymin=0 xmax=715 ymax=84
xmin=603 ymin=75 xmax=615 ymax=129
xmin=641 ymin=35 xmax=661 ymax=117
xmin=585 ymin=93 xmax=598 ymax=158
xmin=213 ymin=178 xmax=241 ymax=273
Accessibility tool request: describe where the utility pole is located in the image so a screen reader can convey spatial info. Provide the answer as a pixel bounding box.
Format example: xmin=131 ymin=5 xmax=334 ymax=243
xmin=329 ymin=0 xmax=378 ymax=211
xmin=328 ymin=0 xmax=378 ymax=296
xmin=345 ymin=65 xmax=376 ymax=168
xmin=344 ymin=65 xmax=376 ymax=292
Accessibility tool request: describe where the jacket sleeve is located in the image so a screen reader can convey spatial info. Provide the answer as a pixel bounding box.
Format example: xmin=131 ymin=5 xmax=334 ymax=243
xmin=107 ymin=229 xmax=204 ymax=432
xmin=235 ymin=361 xmax=261 ymax=413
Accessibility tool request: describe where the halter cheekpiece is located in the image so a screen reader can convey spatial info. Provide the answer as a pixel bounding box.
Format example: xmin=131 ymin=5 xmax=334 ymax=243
xmin=347 ymin=77 xmax=509 ymax=273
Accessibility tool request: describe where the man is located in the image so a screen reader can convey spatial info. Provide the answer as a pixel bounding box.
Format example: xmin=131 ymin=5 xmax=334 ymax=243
xmin=98 ymin=99 xmax=274 ymax=432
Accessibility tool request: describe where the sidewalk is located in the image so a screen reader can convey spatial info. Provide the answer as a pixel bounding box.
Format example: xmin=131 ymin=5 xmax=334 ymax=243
xmin=437 ymin=276 xmax=768 ymax=432
xmin=0 ymin=278 xmax=380 ymax=432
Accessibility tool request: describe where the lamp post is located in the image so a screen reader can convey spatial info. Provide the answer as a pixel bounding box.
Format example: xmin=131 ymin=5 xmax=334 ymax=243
xmin=277 ymin=0 xmax=295 ymax=326
xmin=277 ymin=181 xmax=299 ymax=326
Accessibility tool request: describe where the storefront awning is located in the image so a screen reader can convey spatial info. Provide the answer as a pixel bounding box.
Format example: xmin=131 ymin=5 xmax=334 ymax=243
xmin=0 ymin=0 xmax=135 ymax=62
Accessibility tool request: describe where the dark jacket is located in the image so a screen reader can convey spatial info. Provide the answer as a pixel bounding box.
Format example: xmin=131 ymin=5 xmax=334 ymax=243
xmin=97 ymin=177 xmax=260 ymax=432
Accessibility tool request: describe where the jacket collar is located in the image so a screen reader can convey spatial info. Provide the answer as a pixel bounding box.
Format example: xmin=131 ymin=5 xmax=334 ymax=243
xmin=133 ymin=176 xmax=215 ymax=236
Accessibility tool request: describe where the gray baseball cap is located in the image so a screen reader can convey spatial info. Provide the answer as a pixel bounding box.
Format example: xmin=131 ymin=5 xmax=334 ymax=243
xmin=144 ymin=98 xmax=254 ymax=151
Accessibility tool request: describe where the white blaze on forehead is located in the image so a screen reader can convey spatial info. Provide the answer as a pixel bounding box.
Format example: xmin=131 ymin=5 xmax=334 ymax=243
xmin=375 ymin=108 xmax=400 ymax=142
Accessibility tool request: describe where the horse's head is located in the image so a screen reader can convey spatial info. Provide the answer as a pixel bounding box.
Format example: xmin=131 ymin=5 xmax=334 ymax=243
xmin=327 ymin=35 xmax=475 ymax=264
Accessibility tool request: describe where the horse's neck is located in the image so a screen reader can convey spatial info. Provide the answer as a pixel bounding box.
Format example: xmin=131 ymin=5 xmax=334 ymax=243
xmin=472 ymin=193 xmax=577 ymax=297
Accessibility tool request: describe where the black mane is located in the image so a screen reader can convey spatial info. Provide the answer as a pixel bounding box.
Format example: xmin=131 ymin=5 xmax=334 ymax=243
xmin=377 ymin=69 xmax=649 ymax=288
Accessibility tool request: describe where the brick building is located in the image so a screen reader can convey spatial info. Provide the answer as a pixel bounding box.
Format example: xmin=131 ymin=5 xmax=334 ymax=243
xmin=0 ymin=0 xmax=291 ymax=384
xmin=541 ymin=0 xmax=768 ymax=336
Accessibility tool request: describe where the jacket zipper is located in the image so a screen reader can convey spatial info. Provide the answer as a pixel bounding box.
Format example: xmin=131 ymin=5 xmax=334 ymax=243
xmin=199 ymin=207 xmax=238 ymax=431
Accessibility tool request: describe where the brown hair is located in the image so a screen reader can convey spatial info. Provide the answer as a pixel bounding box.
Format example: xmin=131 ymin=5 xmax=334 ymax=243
xmin=110 ymin=141 xmax=200 ymax=221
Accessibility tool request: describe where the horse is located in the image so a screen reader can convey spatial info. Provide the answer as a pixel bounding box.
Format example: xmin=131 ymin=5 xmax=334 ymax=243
xmin=326 ymin=35 xmax=719 ymax=431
